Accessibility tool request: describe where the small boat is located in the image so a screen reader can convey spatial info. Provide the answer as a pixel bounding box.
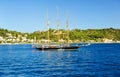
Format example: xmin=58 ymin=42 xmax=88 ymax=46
xmin=34 ymin=10 xmax=80 ymax=50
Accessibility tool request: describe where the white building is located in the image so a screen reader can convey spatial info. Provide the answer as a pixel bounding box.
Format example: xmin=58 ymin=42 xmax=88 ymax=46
xmin=103 ymin=38 xmax=113 ymax=43
xmin=0 ymin=36 xmax=4 ymax=41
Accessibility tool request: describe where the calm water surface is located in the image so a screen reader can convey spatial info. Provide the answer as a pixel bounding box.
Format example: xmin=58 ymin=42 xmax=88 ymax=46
xmin=0 ymin=43 xmax=120 ymax=77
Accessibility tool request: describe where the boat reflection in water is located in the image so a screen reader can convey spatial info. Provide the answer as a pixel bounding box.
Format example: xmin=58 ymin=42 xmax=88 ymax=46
xmin=32 ymin=47 xmax=80 ymax=61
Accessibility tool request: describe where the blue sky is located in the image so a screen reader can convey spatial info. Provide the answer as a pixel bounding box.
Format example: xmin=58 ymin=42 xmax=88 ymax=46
xmin=0 ymin=0 xmax=120 ymax=32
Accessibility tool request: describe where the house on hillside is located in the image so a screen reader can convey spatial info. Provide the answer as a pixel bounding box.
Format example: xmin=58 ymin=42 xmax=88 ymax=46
xmin=103 ymin=38 xmax=113 ymax=43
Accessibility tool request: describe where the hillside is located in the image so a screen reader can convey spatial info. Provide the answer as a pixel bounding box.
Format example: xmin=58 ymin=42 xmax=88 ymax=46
xmin=0 ymin=28 xmax=120 ymax=43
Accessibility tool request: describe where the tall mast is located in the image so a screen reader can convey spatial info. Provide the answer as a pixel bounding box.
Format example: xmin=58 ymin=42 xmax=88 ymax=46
xmin=57 ymin=9 xmax=60 ymax=46
xmin=66 ymin=11 xmax=69 ymax=46
xmin=46 ymin=9 xmax=50 ymax=45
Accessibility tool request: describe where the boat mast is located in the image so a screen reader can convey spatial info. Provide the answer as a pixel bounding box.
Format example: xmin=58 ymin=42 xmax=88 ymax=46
xmin=66 ymin=11 xmax=69 ymax=46
xmin=57 ymin=9 xmax=60 ymax=46
xmin=46 ymin=9 xmax=50 ymax=46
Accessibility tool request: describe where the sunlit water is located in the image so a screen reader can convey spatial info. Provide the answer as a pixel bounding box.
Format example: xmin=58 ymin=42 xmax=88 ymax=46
xmin=0 ymin=43 xmax=120 ymax=77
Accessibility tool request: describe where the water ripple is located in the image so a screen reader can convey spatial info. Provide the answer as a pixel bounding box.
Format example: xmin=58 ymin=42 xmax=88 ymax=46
xmin=0 ymin=44 xmax=120 ymax=77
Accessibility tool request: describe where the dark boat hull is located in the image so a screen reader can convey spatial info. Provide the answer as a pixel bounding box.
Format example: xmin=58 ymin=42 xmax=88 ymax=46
xmin=36 ymin=46 xmax=80 ymax=50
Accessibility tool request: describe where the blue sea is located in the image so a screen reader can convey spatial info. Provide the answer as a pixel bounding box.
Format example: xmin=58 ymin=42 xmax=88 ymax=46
xmin=0 ymin=43 xmax=120 ymax=77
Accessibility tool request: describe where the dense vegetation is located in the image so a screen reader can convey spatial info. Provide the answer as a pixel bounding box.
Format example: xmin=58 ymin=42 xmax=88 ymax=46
xmin=0 ymin=28 xmax=120 ymax=43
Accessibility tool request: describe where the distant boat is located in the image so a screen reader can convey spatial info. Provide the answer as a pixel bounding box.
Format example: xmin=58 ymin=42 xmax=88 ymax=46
xmin=34 ymin=10 xmax=80 ymax=50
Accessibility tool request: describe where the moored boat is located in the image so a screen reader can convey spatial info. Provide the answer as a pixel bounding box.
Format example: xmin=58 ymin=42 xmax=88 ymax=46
xmin=34 ymin=10 xmax=80 ymax=50
xmin=35 ymin=44 xmax=80 ymax=50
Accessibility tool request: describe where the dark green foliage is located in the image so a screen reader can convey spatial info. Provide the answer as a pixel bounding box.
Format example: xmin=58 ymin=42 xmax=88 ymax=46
xmin=0 ymin=28 xmax=120 ymax=42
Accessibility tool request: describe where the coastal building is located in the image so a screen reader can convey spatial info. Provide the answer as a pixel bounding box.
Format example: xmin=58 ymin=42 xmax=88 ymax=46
xmin=22 ymin=37 xmax=27 ymax=42
xmin=6 ymin=33 xmax=12 ymax=38
xmin=116 ymin=41 xmax=120 ymax=43
xmin=0 ymin=36 xmax=4 ymax=41
xmin=103 ymin=38 xmax=113 ymax=43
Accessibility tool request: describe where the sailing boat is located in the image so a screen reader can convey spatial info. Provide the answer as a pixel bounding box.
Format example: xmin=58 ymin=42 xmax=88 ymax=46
xmin=34 ymin=10 xmax=80 ymax=50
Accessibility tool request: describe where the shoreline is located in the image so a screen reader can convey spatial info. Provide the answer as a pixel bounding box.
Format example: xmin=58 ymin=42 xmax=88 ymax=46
xmin=0 ymin=43 xmax=32 ymax=45
xmin=0 ymin=42 xmax=120 ymax=45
